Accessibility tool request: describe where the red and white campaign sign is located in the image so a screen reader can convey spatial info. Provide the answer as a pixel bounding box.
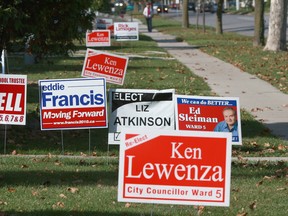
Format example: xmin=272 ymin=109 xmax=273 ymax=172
xmin=0 ymin=74 xmax=27 ymax=125
xmin=86 ymin=30 xmax=110 ymax=47
xmin=175 ymin=95 xmax=242 ymax=145
xmin=108 ymin=89 xmax=175 ymax=145
xmin=81 ymin=48 xmax=128 ymax=85
xmin=118 ymin=129 xmax=232 ymax=206
xmin=96 ymin=18 xmax=113 ymax=30
xmin=39 ymin=78 xmax=107 ymax=130
xmin=114 ymin=22 xmax=139 ymax=41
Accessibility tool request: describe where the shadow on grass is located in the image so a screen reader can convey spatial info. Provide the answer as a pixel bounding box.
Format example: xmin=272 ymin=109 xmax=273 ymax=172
xmin=1 ymin=126 xmax=117 ymax=155
xmin=231 ymin=161 xmax=288 ymax=178
xmin=264 ymin=122 xmax=288 ymax=141
xmin=1 ymin=169 xmax=118 ymax=187
xmin=1 ymin=211 xmax=143 ymax=216
xmin=241 ymin=118 xmax=275 ymax=139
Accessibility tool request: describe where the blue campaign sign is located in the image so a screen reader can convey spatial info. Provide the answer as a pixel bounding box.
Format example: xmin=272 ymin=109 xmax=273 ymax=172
xmin=38 ymin=78 xmax=107 ymax=130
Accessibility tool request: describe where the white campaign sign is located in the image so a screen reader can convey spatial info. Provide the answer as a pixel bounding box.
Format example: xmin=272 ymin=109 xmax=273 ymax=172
xmin=114 ymin=22 xmax=139 ymax=41
xmin=108 ymin=89 xmax=175 ymax=145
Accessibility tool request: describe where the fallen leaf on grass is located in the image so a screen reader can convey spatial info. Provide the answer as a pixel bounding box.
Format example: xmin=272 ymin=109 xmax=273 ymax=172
xmin=80 ymin=152 xmax=87 ymax=157
xmin=256 ymin=180 xmax=263 ymax=187
xmin=52 ymin=201 xmax=65 ymax=209
xmin=31 ymin=191 xmax=38 ymax=196
xmin=263 ymin=148 xmax=275 ymax=153
xmin=125 ymin=203 xmax=131 ymax=208
xmin=59 ymin=194 xmax=67 ymax=199
xmin=249 ymin=201 xmax=257 ymax=210
xmin=67 ymin=187 xmax=79 ymax=193
xmin=264 ymin=143 xmax=271 ymax=147
xmin=197 ymin=206 xmax=205 ymax=215
xmin=0 ymin=201 xmax=7 ymax=205
xmin=237 ymin=155 xmax=248 ymax=164
xmin=263 ymin=175 xmax=275 ymax=181
xmin=7 ymin=187 xmax=16 ymax=193
xmin=276 ymin=188 xmax=286 ymax=191
xmin=278 ymin=144 xmax=286 ymax=151
xmin=54 ymin=160 xmax=62 ymax=166
xmin=251 ymin=107 xmax=263 ymax=112
xmin=232 ymin=188 xmax=240 ymax=192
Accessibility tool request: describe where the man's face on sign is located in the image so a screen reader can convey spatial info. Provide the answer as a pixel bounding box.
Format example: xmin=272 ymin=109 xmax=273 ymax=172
xmin=223 ymin=109 xmax=236 ymax=127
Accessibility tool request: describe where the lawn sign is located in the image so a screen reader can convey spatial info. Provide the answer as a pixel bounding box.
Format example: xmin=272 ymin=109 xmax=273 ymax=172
xmin=86 ymin=30 xmax=110 ymax=47
xmin=114 ymin=22 xmax=139 ymax=41
xmin=118 ymin=129 xmax=232 ymax=206
xmin=108 ymin=89 xmax=175 ymax=145
xmin=81 ymin=49 xmax=128 ymax=85
xmin=0 ymin=74 xmax=27 ymax=125
xmin=175 ymin=95 xmax=242 ymax=145
xmin=39 ymin=78 xmax=107 ymax=130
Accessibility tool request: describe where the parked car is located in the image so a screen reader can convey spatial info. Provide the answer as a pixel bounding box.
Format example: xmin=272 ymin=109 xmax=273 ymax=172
xmin=196 ymin=3 xmax=214 ymax=13
xmin=170 ymin=3 xmax=179 ymax=9
xmin=157 ymin=5 xmax=168 ymax=13
xmin=114 ymin=0 xmax=127 ymax=14
xmin=153 ymin=2 xmax=161 ymax=13
xmin=188 ymin=2 xmax=196 ymax=11
xmin=212 ymin=3 xmax=225 ymax=13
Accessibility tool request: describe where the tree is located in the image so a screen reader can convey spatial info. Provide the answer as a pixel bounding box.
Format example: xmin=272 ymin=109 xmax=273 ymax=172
xmin=0 ymin=0 xmax=96 ymax=60
xmin=264 ymin=0 xmax=287 ymax=51
xmin=182 ymin=0 xmax=189 ymax=28
xmin=253 ymin=0 xmax=265 ymax=46
xmin=215 ymin=0 xmax=224 ymax=34
xmin=0 ymin=0 xmax=26 ymax=51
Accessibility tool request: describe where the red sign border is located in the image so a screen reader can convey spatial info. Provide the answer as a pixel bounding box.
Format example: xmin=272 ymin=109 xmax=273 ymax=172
xmin=81 ymin=48 xmax=129 ymax=85
xmin=118 ymin=129 xmax=232 ymax=207
xmin=86 ymin=30 xmax=111 ymax=47
xmin=38 ymin=78 xmax=107 ymax=130
xmin=0 ymin=74 xmax=27 ymax=126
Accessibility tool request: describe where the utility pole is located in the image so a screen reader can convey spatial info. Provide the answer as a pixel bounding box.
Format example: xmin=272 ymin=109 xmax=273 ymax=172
xmin=1 ymin=49 xmax=5 ymax=74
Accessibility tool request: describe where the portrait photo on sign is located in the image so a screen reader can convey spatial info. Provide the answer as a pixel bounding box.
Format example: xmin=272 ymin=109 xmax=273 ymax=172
xmin=175 ymin=95 xmax=242 ymax=145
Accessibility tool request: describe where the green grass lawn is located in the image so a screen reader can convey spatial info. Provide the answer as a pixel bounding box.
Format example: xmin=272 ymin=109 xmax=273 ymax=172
xmin=1 ymin=31 xmax=287 ymax=157
xmin=0 ymin=13 xmax=288 ymax=216
xmin=0 ymin=157 xmax=287 ymax=216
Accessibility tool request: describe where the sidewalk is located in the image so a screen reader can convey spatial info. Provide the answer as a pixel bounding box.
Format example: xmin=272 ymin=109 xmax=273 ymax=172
xmin=133 ymin=17 xmax=288 ymax=140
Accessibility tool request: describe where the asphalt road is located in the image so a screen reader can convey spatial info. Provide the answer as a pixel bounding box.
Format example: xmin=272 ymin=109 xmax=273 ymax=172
xmin=161 ymin=10 xmax=271 ymax=37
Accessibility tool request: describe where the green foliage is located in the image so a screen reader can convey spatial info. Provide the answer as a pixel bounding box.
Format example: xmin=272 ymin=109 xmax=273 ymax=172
xmin=90 ymin=0 xmax=113 ymax=14
xmin=0 ymin=0 xmax=95 ymax=59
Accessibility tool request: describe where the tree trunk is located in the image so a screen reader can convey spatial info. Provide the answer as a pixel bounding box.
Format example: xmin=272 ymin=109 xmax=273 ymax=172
xmin=280 ymin=0 xmax=287 ymax=50
xmin=253 ymin=0 xmax=265 ymax=46
xmin=196 ymin=0 xmax=200 ymax=29
xmin=202 ymin=0 xmax=206 ymax=33
xmin=216 ymin=0 xmax=224 ymax=34
xmin=182 ymin=0 xmax=189 ymax=28
xmin=264 ymin=0 xmax=286 ymax=51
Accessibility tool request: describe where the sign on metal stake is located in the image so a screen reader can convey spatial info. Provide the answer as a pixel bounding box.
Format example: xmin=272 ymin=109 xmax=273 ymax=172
xmin=1 ymin=49 xmax=5 ymax=74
